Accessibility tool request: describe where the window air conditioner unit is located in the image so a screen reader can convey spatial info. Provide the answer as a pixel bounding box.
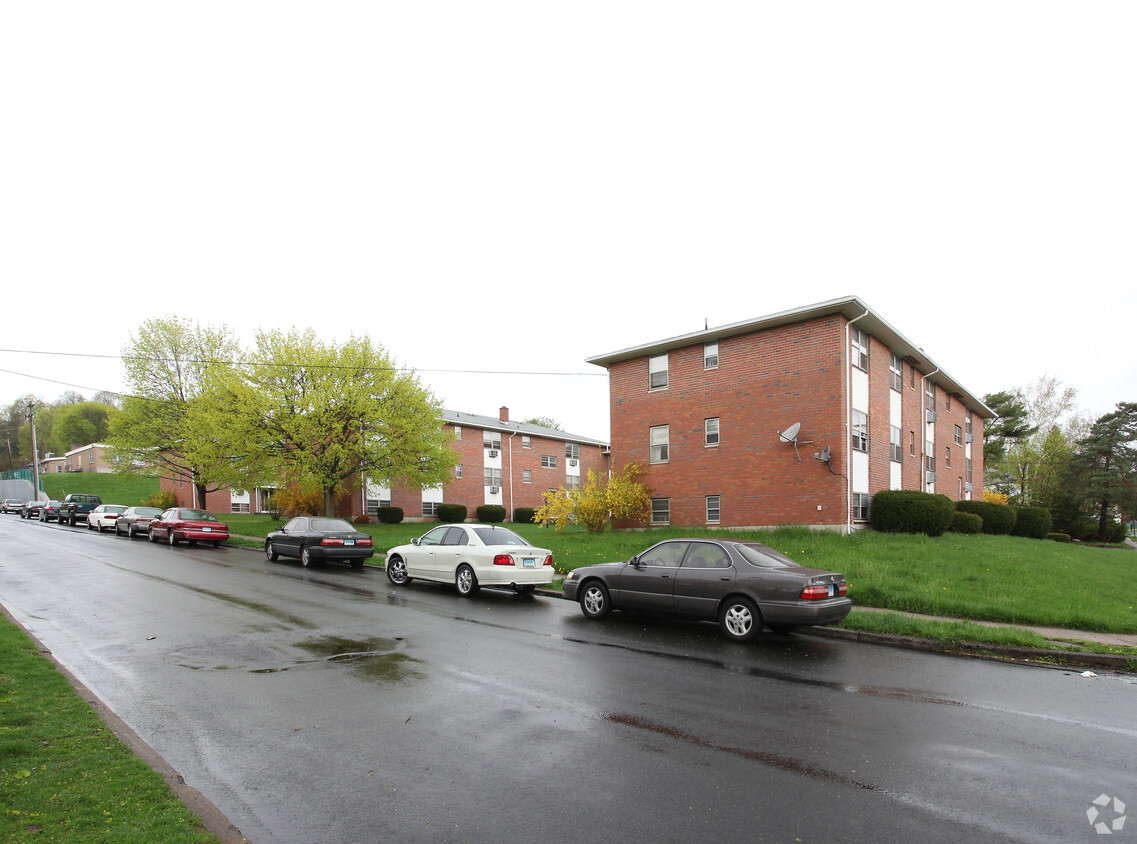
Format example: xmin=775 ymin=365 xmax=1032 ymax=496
xmin=926 ymin=410 xmax=937 ymax=423
xmin=489 ymin=450 xmax=498 ymax=458
xmin=569 ymin=459 xmax=578 ymax=467
xmin=966 ymin=433 xmax=973 ymax=443
xmin=926 ymin=471 xmax=937 ymax=484
xmin=965 ymin=482 xmax=973 ymax=492
xmin=490 ymin=486 xmax=500 ymax=494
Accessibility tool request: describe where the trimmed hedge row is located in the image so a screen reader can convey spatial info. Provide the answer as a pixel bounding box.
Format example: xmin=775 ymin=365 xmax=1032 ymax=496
xmin=1010 ymin=506 xmax=1052 ymax=539
xmin=951 ymin=511 xmax=983 ymax=534
xmin=477 ymin=505 xmax=507 ymax=523
xmin=376 ymin=506 xmax=404 ymax=524
xmin=955 ymin=500 xmax=1017 ymax=535
xmin=436 ymin=503 xmax=468 ymax=523
xmin=870 ymin=490 xmax=955 ymax=537
xmin=513 ymin=507 xmax=537 ymax=524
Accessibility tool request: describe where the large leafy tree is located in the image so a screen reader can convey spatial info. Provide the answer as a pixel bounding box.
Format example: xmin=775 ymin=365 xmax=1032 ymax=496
xmin=537 ymin=462 xmax=651 ymax=533
xmin=1067 ymin=402 xmax=1137 ymax=539
xmin=105 ymin=317 xmax=242 ymax=508
xmin=206 ymin=329 xmax=457 ymax=517
xmin=50 ymin=401 xmax=116 ymax=454
xmin=982 ymin=390 xmax=1037 ymax=466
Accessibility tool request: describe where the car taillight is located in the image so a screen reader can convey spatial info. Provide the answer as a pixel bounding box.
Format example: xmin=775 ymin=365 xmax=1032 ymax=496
xmin=800 ymin=583 xmax=847 ymax=600
xmin=358 ymin=538 xmax=373 ymax=546
xmin=838 ymin=582 xmax=848 ymax=597
xmin=493 ymin=554 xmax=515 ymax=566
xmin=543 ymin=555 xmax=553 ymax=567
xmin=322 ymin=538 xmax=345 ymax=546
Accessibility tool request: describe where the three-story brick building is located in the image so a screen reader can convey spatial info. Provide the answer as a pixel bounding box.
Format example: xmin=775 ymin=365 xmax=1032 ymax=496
xmin=587 ymin=296 xmax=990 ymax=532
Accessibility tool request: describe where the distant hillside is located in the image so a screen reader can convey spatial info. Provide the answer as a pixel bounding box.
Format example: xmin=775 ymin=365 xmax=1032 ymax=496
xmin=41 ymin=473 xmax=160 ymax=507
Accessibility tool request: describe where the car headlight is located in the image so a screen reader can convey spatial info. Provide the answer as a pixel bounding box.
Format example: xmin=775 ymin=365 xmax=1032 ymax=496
xmin=565 ymin=571 xmax=575 ymax=581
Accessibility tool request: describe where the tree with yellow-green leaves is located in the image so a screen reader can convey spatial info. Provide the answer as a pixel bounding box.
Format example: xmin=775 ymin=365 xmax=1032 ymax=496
xmin=537 ymin=462 xmax=651 ymax=533
xmin=199 ymin=328 xmax=457 ymax=517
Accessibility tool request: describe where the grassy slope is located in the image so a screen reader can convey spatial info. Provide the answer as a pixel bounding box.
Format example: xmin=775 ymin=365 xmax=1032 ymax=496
xmin=40 ymin=474 xmax=159 ymax=507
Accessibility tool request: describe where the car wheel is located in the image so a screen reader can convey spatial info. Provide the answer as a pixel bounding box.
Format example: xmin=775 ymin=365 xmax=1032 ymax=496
xmin=168 ymin=530 xmax=179 ymax=547
xmin=87 ymin=520 xmax=95 ymax=530
xmin=455 ymin=564 xmax=479 ymax=597
xmin=719 ymin=596 xmax=760 ymax=643
xmin=149 ymin=527 xmax=158 ymax=542
xmin=579 ymin=581 xmax=611 ymax=619
xmin=265 ymin=540 xmax=278 ymax=561
xmin=386 ymin=555 xmax=410 ymax=585
xmin=513 ymin=584 xmax=536 ymax=595
xmin=300 ymin=546 xmax=312 ymax=567
xmin=768 ymin=624 xmax=797 ymax=635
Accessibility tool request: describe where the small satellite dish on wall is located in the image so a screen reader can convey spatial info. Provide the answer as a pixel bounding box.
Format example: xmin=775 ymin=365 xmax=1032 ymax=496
xmin=814 ymin=444 xmax=838 ymax=474
xmin=777 ymin=422 xmax=812 ymax=461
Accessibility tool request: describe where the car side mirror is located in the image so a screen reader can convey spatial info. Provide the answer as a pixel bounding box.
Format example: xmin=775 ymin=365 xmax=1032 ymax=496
xmin=411 ymin=538 xmax=420 ymax=546
xmin=630 ymin=556 xmax=641 ymax=568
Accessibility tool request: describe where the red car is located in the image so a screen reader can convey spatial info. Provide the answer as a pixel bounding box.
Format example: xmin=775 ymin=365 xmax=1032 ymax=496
xmin=148 ymin=508 xmax=229 ymax=547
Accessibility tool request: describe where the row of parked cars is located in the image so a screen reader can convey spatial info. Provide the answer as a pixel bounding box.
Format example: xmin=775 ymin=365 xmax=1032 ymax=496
xmin=3 ymin=498 xmax=231 ymax=546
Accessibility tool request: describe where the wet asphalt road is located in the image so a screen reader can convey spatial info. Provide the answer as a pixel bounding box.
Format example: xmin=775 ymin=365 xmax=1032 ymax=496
xmin=1 ymin=516 xmax=1135 ymax=843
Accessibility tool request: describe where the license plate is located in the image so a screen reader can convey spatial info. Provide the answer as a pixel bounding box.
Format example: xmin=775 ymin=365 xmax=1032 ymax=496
xmin=828 ymin=584 xmax=835 ymax=597
xmin=203 ymin=527 xmax=212 ymax=533
xmin=523 ymin=558 xmax=536 ymax=568
xmin=345 ymin=539 xmax=355 ymax=546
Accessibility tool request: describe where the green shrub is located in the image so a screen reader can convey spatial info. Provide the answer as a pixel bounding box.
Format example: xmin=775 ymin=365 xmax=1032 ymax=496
xmin=376 ymin=506 xmax=404 ymax=525
xmin=951 ymin=511 xmax=983 ymax=534
xmin=1011 ymin=506 xmax=1053 ymax=539
xmin=1107 ymin=521 xmax=1127 ymax=543
xmin=1047 ymin=532 xmax=1072 ymax=543
xmin=143 ymin=491 xmax=176 ymax=510
xmin=870 ymin=490 xmax=955 ymax=537
xmin=352 ymin=514 xmax=371 ymax=525
xmin=476 ymin=505 xmax=507 ymax=523
xmin=437 ymin=503 xmax=468 ymax=523
xmin=956 ymin=500 xmax=1017 ymax=535
xmin=513 ymin=507 xmax=537 ymax=524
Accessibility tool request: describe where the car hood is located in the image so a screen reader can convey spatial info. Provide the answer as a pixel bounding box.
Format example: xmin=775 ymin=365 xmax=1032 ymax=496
xmin=569 ymin=561 xmax=629 ymax=577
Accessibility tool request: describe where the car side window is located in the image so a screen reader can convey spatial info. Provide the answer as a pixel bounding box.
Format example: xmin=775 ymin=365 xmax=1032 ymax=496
xmin=682 ymin=543 xmax=731 ymax=569
xmin=443 ymin=527 xmax=469 ymax=546
xmin=283 ymin=518 xmax=303 ymax=532
xmin=639 ymin=542 xmax=689 ymax=567
xmin=419 ymin=527 xmax=449 ymax=546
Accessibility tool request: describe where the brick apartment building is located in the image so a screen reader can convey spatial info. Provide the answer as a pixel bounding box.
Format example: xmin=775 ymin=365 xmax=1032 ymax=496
xmin=586 ymin=296 xmax=990 ymax=532
xmin=162 ymin=406 xmax=610 ymax=521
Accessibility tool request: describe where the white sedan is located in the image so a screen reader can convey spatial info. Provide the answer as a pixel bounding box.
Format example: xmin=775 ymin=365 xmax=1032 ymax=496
xmin=385 ymin=524 xmax=554 ymax=596
xmin=87 ymin=504 xmax=128 ymax=532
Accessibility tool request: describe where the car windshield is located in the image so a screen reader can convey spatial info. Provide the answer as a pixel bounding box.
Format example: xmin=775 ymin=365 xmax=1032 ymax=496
xmin=472 ymin=527 xmax=529 ymax=546
xmin=312 ymin=518 xmax=354 ymax=532
xmin=179 ymin=510 xmax=217 ymax=521
xmin=735 ymin=543 xmax=799 ymax=568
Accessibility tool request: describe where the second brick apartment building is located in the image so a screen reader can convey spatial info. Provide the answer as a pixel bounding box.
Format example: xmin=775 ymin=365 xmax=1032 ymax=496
xmin=587 ymin=296 xmax=991 ymax=532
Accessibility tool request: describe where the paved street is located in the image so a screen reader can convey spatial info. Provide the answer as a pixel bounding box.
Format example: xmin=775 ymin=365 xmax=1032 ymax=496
xmin=2 ymin=516 xmax=1134 ymax=843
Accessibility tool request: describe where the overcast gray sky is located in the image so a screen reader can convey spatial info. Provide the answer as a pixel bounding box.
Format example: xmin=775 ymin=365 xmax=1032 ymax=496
xmin=3 ymin=1 xmax=1134 ymax=441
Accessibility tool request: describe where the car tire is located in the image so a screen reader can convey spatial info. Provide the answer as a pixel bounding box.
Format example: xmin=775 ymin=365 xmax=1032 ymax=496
xmin=719 ymin=596 xmax=760 ymax=643
xmin=386 ymin=555 xmax=410 ymax=585
xmin=211 ymin=541 xmax=221 ymax=548
xmin=579 ymin=581 xmax=611 ymax=620
xmin=168 ymin=530 xmax=179 ymax=547
xmin=455 ymin=564 xmax=479 ymax=597
xmin=87 ymin=520 xmax=95 ymax=530
xmin=513 ymin=584 xmax=536 ymax=596
xmin=300 ymin=545 xmax=312 ymax=567
xmin=265 ymin=540 xmax=279 ymax=561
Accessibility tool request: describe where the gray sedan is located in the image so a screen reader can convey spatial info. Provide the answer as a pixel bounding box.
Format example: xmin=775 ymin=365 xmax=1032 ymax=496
xmin=115 ymin=506 xmax=166 ymax=538
xmin=562 ymin=538 xmax=851 ymax=642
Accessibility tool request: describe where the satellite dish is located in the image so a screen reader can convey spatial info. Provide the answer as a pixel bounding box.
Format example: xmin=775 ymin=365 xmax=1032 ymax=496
xmin=778 ymin=422 xmax=801 ymax=444
xmin=777 ymin=422 xmax=812 ymax=461
xmin=816 ymin=445 xmax=831 ymax=462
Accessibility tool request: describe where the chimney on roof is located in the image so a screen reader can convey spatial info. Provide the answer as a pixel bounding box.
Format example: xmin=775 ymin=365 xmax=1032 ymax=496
xmin=499 ymin=406 xmax=509 ymax=423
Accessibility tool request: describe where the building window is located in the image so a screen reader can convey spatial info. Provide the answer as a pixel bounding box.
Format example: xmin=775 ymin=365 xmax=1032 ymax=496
xmin=522 ymin=470 xmax=532 ymax=484
xmin=889 ymin=426 xmax=902 ymax=463
xmin=541 ymin=455 xmax=558 ymax=469
xmin=566 ymin=476 xmax=581 ymax=491
xmin=483 ymin=467 xmax=503 ymax=487
xmin=89 ymin=451 xmax=95 ymax=464
xmin=852 ymin=411 xmax=869 ymax=452
xmin=366 ymin=498 xmax=391 ymax=515
xmin=705 ymin=418 xmax=720 ymax=447
xmin=910 ymin=431 xmax=916 ymax=456
xmin=649 ymin=354 xmax=669 ymax=389
xmin=704 ymin=342 xmax=719 ymax=369
xmin=925 ymin=382 xmax=936 ymax=419
xmin=454 ymin=426 xmax=462 ymax=440
xmin=966 ymin=410 xmax=973 ymax=437
xmin=925 ymin=450 xmax=936 ymax=473
xmin=945 ymin=446 xmax=951 ymax=469
xmin=910 ymin=367 xmax=916 ymax=388
xmin=422 ymin=502 xmax=439 ymax=517
xmin=966 ymin=457 xmax=973 ymax=480
xmin=954 ymin=425 xmax=963 ymax=446
xmin=455 ymin=464 xmax=463 ymax=479
xmin=850 ymin=326 xmax=869 ymax=371
xmin=565 ymin=442 xmax=580 ymax=460
xmin=852 ymin=493 xmax=870 ymax=521
xmin=231 ymin=502 xmax=250 ymax=513
xmin=650 ymin=425 xmax=670 ymax=463
xmin=484 ymin=431 xmax=501 ymax=450
xmin=651 ymin=498 xmax=670 ymax=525
xmin=522 ymin=435 xmax=531 ymax=448
xmin=706 ymin=495 xmax=720 ymax=523
xmin=889 ymin=353 xmax=903 ymax=392
xmin=946 ymin=393 xmax=952 ymax=412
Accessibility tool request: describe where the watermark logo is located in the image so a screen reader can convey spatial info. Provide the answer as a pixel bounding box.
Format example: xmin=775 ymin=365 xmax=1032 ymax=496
xmin=1087 ymin=794 xmax=1127 ymax=835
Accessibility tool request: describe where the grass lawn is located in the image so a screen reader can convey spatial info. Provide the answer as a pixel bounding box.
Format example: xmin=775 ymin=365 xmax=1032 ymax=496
xmin=0 ymin=615 xmax=219 ymax=843
xmin=40 ymin=474 xmax=159 ymax=508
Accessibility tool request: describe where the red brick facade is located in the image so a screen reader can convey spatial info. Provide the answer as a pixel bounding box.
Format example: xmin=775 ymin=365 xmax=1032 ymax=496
xmin=589 ymin=298 xmax=988 ymax=532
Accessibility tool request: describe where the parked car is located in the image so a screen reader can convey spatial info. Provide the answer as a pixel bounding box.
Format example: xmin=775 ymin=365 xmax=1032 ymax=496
xmin=385 ymin=524 xmax=554 ymax=596
xmin=148 ymin=508 xmax=229 ymax=547
xmin=114 ymin=506 xmax=166 ymax=538
xmin=86 ymin=504 xmax=129 ymax=532
xmin=2 ymin=498 xmax=24 ymax=514
xmin=58 ymin=493 xmax=103 ymax=526
xmin=265 ymin=517 xmax=375 ymax=569
xmin=562 ymin=538 xmax=851 ymax=642
xmin=20 ymin=500 xmax=42 ymax=519
xmin=38 ymin=500 xmax=64 ymax=522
